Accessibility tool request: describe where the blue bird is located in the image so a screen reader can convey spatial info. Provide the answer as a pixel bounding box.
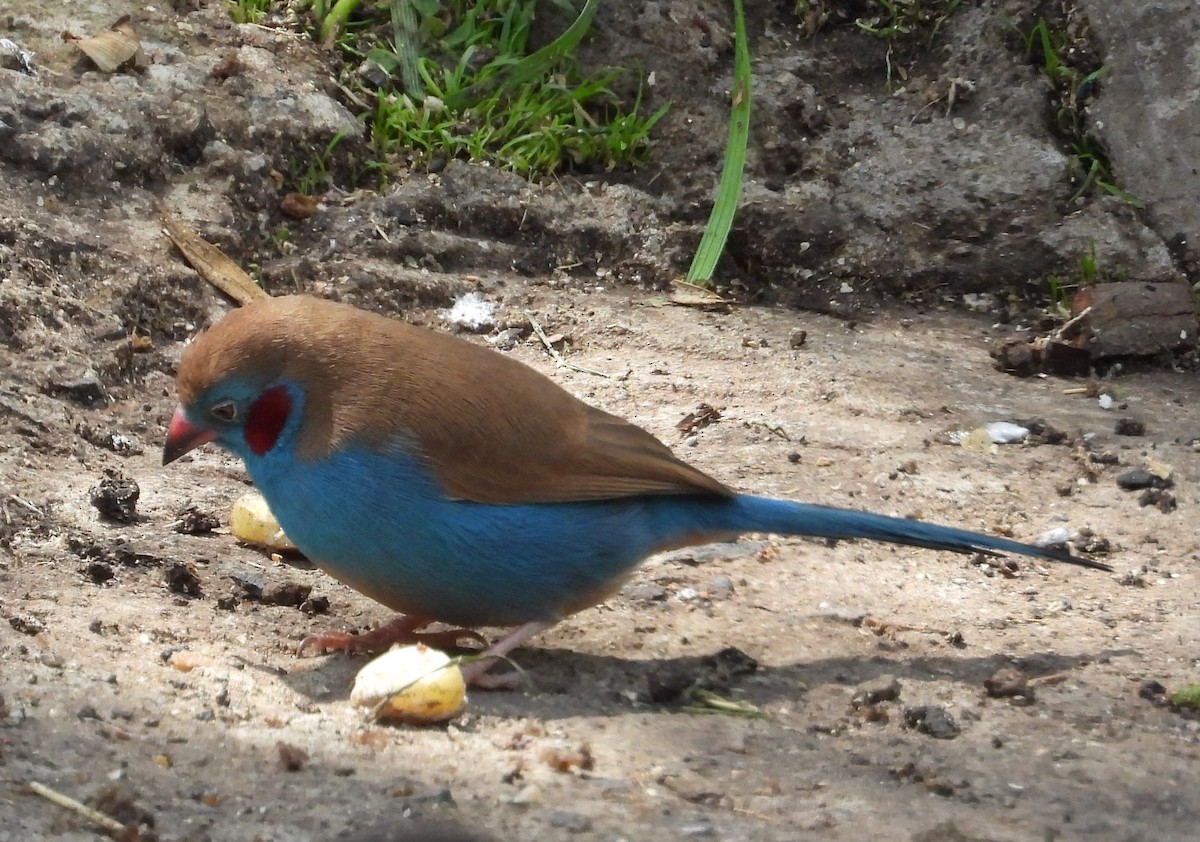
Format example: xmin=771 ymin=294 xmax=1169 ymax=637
xmin=163 ymin=295 xmax=1110 ymax=686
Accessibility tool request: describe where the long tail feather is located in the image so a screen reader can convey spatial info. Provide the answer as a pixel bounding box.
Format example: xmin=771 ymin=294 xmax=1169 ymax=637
xmin=718 ymin=496 xmax=1112 ymax=572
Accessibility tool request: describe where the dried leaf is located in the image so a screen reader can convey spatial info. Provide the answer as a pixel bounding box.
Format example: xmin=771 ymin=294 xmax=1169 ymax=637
xmin=158 ymin=202 xmax=268 ymax=305
xmin=66 ymin=17 xmax=141 ymax=73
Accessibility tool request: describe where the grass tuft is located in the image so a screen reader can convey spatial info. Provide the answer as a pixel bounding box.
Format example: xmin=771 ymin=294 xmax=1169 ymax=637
xmin=314 ymin=0 xmax=666 ymax=178
xmin=1024 ymin=16 xmax=1142 ymax=209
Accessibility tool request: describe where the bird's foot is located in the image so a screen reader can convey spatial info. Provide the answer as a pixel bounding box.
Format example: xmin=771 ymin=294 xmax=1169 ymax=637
xmin=455 ymin=620 xmax=553 ymax=690
xmin=298 ymin=614 xmax=486 ymax=656
xmin=460 ymin=660 xmax=523 ymax=690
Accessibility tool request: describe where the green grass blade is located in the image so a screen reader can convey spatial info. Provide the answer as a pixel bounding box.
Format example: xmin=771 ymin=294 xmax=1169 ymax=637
xmin=442 ymin=0 xmax=603 ymax=111
xmin=687 ymin=0 xmax=751 ymax=284
xmin=389 ymin=0 xmax=424 ymax=96
xmin=319 ymin=0 xmax=361 ymax=42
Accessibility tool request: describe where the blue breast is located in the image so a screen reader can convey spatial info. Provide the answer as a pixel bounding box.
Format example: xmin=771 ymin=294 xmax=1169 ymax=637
xmin=240 ymin=443 xmax=732 ymax=627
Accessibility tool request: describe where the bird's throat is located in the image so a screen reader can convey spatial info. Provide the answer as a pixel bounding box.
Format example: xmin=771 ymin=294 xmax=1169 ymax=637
xmin=244 ymin=385 xmax=293 ymax=456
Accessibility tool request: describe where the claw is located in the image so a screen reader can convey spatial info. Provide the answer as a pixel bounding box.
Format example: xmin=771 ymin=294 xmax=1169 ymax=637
xmin=298 ymin=615 xmax=554 ymax=691
xmin=298 ymin=614 xmax=486 ymax=657
xmin=460 ymin=661 xmax=523 ymax=689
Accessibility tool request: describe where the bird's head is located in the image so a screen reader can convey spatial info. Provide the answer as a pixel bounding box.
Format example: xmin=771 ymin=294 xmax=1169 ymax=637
xmin=163 ymin=300 xmax=306 ymax=466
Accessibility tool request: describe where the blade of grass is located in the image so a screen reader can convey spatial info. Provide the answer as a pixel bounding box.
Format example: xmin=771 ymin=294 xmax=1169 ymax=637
xmin=442 ymin=0 xmax=602 ymax=111
xmin=687 ymin=0 xmax=751 ymax=285
xmin=319 ymin=0 xmax=361 ymax=42
xmin=389 ymin=0 xmax=423 ymax=96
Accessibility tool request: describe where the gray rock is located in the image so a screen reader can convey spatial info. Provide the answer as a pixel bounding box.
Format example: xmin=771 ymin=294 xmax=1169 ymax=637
xmin=547 ymin=810 xmax=593 ymax=833
xmin=1084 ymin=0 xmax=1200 ymax=271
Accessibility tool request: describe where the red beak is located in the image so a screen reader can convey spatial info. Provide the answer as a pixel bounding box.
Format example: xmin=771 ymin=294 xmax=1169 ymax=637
xmin=162 ymin=406 xmax=218 ymax=465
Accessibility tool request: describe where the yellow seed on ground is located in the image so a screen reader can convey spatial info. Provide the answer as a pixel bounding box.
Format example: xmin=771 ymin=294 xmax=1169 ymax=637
xmin=350 ymin=644 xmax=467 ymax=724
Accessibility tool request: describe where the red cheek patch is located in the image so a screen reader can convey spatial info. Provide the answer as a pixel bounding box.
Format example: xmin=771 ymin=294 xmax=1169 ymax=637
xmin=244 ymin=386 xmax=293 ymax=456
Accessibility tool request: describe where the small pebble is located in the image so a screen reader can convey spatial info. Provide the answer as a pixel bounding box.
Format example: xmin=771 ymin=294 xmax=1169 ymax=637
xmin=546 ymin=810 xmax=592 ymax=833
xmin=852 ymin=675 xmax=901 ymax=707
xmin=984 ymin=667 xmax=1035 ymax=705
xmin=623 ymin=584 xmax=667 ymax=603
xmin=89 ymin=472 xmax=140 ymax=523
xmin=1116 ymin=469 xmax=1171 ymax=491
xmin=681 ymin=818 xmax=717 ymax=838
xmin=708 ymin=575 xmax=734 ymax=600
xmin=1114 ymin=418 xmax=1145 ymax=436
xmin=903 ymin=705 xmax=960 ymax=739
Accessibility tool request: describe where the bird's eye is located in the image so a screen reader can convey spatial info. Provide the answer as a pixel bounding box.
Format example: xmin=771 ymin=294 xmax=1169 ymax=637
xmin=210 ymin=401 xmax=238 ymax=422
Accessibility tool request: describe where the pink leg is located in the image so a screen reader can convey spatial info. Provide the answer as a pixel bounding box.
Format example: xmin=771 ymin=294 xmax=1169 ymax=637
xmin=459 ymin=621 xmax=553 ymax=689
xmin=298 ymin=614 xmax=487 ymax=656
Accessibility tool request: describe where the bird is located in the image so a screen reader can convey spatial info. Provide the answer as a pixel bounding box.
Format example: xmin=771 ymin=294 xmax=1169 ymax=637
xmin=163 ymin=295 xmax=1111 ymax=686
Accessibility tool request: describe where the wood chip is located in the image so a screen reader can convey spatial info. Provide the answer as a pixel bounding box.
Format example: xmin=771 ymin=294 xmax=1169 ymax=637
xmin=158 ymin=202 xmax=268 ymax=305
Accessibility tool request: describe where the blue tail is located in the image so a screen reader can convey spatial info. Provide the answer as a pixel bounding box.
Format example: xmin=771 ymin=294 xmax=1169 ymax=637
xmin=702 ymin=495 xmax=1111 ymax=571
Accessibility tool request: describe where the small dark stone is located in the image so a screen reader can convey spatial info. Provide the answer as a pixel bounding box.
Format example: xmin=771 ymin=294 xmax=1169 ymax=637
xmin=1116 ymin=469 xmax=1172 ymax=491
xmin=9 ymin=615 xmax=44 ymax=636
xmin=215 ymin=595 xmax=239 ymax=611
xmin=1138 ymin=488 xmax=1177 ymax=512
xmin=1115 ymin=418 xmax=1146 ymax=436
xmin=787 ymin=451 xmax=802 ymax=463
xmin=195 ymin=709 xmax=215 ymax=722
xmin=174 ymin=506 xmax=220 ymax=535
xmin=1138 ymin=680 xmax=1167 ymax=702
xmin=903 ymin=705 xmax=960 ymax=739
xmin=89 ymin=471 xmax=140 ymax=523
xmin=852 ymin=675 xmax=901 ymax=708
xmin=1089 ymin=451 xmax=1120 ymax=465
xmin=647 ymin=662 xmax=696 ymax=703
xmin=164 ymin=561 xmax=203 ymax=597
xmin=1015 ymin=418 xmax=1069 ymax=445
xmin=84 ymin=561 xmax=115 ymax=584
xmin=356 ymin=58 xmax=391 ymax=88
xmin=51 ymin=375 xmax=107 ymax=407
xmin=984 ymin=667 xmax=1035 ymax=704
xmin=265 ymin=582 xmax=312 ymax=607
xmin=991 ymin=339 xmax=1036 ymax=377
xmin=623 ymin=583 xmax=668 ymax=603
xmin=1040 ymin=341 xmax=1091 ymax=377
xmin=77 ymin=705 xmax=101 ymax=720
xmin=76 ymin=423 xmax=143 ymax=455
xmin=546 ymin=810 xmax=592 ymax=833
xmin=230 ymin=571 xmax=264 ymax=599
xmin=703 ymin=647 xmax=758 ymax=683
xmin=300 ymin=595 xmax=330 ymax=615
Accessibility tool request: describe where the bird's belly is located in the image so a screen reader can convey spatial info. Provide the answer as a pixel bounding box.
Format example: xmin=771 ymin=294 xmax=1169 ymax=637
xmin=245 ymin=446 xmax=713 ymax=627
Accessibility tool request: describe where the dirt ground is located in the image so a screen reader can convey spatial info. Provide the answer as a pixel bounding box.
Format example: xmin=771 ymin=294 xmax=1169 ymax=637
xmin=2 ymin=1 xmax=1199 ymax=840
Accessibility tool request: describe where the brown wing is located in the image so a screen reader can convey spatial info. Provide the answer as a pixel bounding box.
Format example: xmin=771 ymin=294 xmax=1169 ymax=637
xmin=424 ymin=400 xmax=733 ymax=504
xmin=349 ymin=314 xmax=732 ymax=503
xmin=294 ymin=298 xmax=731 ymax=503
